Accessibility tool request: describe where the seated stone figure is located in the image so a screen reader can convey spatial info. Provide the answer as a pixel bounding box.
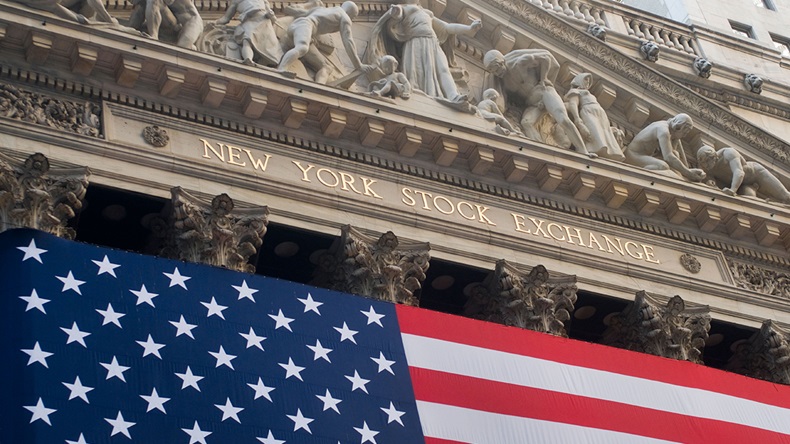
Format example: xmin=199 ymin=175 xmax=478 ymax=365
xmin=624 ymin=114 xmax=706 ymax=182
xmin=697 ymin=145 xmax=790 ymax=204
xmin=367 ymin=56 xmax=412 ymax=99
xmin=476 ymin=89 xmax=522 ymax=136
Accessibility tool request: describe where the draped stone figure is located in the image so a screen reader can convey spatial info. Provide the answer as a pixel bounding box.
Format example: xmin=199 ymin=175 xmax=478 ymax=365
xmin=483 ymin=49 xmax=594 ymax=157
xmin=564 ymin=73 xmax=625 ymax=161
xmin=624 ymin=114 xmax=706 ymax=182
xmin=212 ymin=0 xmax=282 ymax=66
xmin=697 ymin=145 xmax=790 ymax=204
xmin=364 ymin=0 xmax=481 ymax=108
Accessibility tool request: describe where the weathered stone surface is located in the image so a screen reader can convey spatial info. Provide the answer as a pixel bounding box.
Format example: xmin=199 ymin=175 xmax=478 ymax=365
xmin=0 ymin=82 xmax=102 ymax=137
xmin=729 ymin=260 xmax=790 ymax=299
xmin=0 ymin=152 xmax=89 ymax=239
xmin=463 ymin=260 xmax=577 ymax=337
xmin=603 ymin=292 xmax=710 ymax=363
xmin=727 ymin=320 xmax=790 ymax=385
xmin=158 ymin=187 xmax=268 ymax=273
xmin=311 ymin=225 xmax=430 ymax=305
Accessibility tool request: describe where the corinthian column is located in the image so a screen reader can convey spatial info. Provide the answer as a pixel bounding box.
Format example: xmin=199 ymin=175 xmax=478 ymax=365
xmin=158 ymin=187 xmax=268 ymax=273
xmin=727 ymin=320 xmax=790 ymax=385
xmin=603 ymin=291 xmax=710 ymax=363
xmin=463 ymin=260 xmax=578 ymax=337
xmin=311 ymin=225 xmax=430 ymax=305
xmin=0 ymin=152 xmax=90 ymax=238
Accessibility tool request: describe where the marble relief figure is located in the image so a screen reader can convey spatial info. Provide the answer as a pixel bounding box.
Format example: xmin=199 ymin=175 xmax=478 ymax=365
xmin=624 ymin=114 xmax=706 ymax=182
xmin=364 ymin=0 xmax=481 ymax=108
xmin=483 ymin=49 xmax=595 ymax=158
xmin=476 ymin=89 xmax=523 ymax=136
xmin=367 ymin=56 xmax=413 ymax=99
xmin=278 ymin=0 xmax=372 ymax=84
xmin=697 ymin=146 xmax=790 ymax=204
xmin=564 ymin=73 xmax=625 ymax=161
xmin=211 ymin=0 xmax=282 ymax=66
xmin=12 ymin=0 xmax=119 ymax=24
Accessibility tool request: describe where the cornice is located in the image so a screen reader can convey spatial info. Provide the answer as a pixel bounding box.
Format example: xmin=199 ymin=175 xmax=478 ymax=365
xmin=475 ymin=0 xmax=790 ymax=165
xmin=1 ymin=3 xmax=789 ymax=263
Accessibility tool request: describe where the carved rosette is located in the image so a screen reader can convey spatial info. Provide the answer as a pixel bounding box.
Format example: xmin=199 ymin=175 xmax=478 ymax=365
xmin=680 ymin=253 xmax=701 ymax=273
xmin=0 ymin=83 xmax=102 ymax=137
xmin=311 ymin=226 xmax=430 ymax=305
xmin=463 ymin=260 xmax=578 ymax=337
xmin=727 ymin=320 xmax=790 ymax=384
xmin=159 ymin=187 xmax=268 ymax=273
xmin=0 ymin=152 xmax=90 ymax=238
xmin=729 ymin=260 xmax=790 ymax=299
xmin=143 ymin=125 xmax=170 ymax=147
xmin=603 ymin=292 xmax=710 ymax=363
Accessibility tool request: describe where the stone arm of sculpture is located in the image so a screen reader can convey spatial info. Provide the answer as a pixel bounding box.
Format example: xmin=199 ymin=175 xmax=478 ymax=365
xmin=659 ymin=129 xmax=705 ymax=181
xmin=213 ymin=1 xmax=238 ymax=25
xmin=339 ymin=16 xmax=373 ymax=72
xmin=436 ymin=18 xmax=482 ymax=37
xmin=724 ymin=151 xmax=747 ymax=195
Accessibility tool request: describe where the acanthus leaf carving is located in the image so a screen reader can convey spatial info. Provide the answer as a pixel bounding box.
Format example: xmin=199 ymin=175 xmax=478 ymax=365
xmin=311 ymin=225 xmax=430 ymax=305
xmin=603 ymin=291 xmax=710 ymax=363
xmin=463 ymin=260 xmax=578 ymax=337
xmin=729 ymin=259 xmax=790 ymax=299
xmin=0 ymin=82 xmax=102 ymax=138
xmin=159 ymin=187 xmax=268 ymax=273
xmin=0 ymin=152 xmax=90 ymax=239
xmin=727 ymin=320 xmax=790 ymax=385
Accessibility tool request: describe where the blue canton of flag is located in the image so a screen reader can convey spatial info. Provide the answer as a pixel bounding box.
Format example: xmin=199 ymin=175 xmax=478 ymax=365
xmin=0 ymin=228 xmax=425 ymax=444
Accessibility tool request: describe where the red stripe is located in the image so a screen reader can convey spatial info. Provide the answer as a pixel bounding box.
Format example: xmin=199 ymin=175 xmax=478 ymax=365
xmin=411 ymin=367 xmax=790 ymax=444
xmin=424 ymin=438 xmax=467 ymax=444
xmin=396 ymin=305 xmax=790 ymax=409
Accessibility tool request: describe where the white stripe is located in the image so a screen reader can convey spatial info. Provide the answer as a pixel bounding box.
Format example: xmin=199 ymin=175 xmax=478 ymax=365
xmin=416 ymin=401 xmax=680 ymax=444
xmin=403 ymin=333 xmax=790 ymax=435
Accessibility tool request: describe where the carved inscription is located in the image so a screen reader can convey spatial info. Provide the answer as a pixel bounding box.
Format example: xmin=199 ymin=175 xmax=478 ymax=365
xmin=196 ymin=139 xmax=664 ymax=265
xmin=200 ymin=139 xmax=272 ymax=172
xmin=512 ymin=214 xmax=660 ymax=264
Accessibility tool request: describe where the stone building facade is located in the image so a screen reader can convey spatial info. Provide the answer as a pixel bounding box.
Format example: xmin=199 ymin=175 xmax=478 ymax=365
xmin=2 ymin=0 xmax=790 ymax=383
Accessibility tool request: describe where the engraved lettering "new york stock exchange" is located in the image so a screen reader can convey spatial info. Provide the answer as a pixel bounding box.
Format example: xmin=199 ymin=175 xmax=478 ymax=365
xmin=199 ymin=139 xmax=661 ymax=264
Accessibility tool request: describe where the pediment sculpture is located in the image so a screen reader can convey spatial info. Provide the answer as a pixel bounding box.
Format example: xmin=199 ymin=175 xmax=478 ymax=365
xmin=9 ymin=0 xmax=790 ymax=212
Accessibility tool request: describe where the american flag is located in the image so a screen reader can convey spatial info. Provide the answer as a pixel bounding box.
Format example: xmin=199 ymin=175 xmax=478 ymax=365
xmin=3 ymin=228 xmax=790 ymax=443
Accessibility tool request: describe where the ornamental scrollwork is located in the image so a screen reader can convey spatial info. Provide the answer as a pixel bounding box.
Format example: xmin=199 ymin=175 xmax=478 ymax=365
xmin=463 ymin=260 xmax=578 ymax=337
xmin=159 ymin=187 xmax=269 ymax=273
xmin=311 ymin=225 xmax=430 ymax=305
xmin=603 ymin=291 xmax=710 ymax=363
xmin=727 ymin=320 xmax=790 ymax=385
xmin=729 ymin=260 xmax=790 ymax=299
xmin=0 ymin=83 xmax=102 ymax=138
xmin=0 ymin=152 xmax=90 ymax=239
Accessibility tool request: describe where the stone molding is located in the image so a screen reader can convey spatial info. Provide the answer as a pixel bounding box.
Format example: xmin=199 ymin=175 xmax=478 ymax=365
xmin=0 ymin=151 xmax=89 ymax=238
xmin=311 ymin=225 xmax=430 ymax=305
xmin=727 ymin=320 xmax=790 ymax=385
xmin=158 ymin=187 xmax=269 ymax=273
xmin=463 ymin=260 xmax=578 ymax=337
xmin=603 ymin=291 xmax=711 ymax=363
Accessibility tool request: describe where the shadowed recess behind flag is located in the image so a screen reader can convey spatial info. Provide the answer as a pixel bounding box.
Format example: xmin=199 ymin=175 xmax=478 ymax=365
xmin=2 ymin=228 xmax=790 ymax=444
